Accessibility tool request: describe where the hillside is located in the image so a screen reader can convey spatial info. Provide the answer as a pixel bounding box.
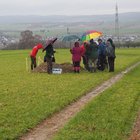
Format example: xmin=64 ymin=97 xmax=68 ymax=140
xmin=0 ymin=12 xmax=140 ymax=24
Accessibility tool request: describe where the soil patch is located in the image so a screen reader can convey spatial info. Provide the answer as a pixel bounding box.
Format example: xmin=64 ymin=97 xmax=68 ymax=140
xmin=33 ymin=62 xmax=84 ymax=73
xmin=129 ymin=111 xmax=140 ymax=140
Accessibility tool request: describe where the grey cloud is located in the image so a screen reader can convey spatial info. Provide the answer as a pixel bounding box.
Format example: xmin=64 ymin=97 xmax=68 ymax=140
xmin=0 ymin=0 xmax=140 ymax=15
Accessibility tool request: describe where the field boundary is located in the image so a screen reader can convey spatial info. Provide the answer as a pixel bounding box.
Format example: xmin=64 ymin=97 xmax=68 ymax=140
xmin=21 ymin=61 xmax=140 ymax=140
xmin=129 ymin=111 xmax=140 ymax=140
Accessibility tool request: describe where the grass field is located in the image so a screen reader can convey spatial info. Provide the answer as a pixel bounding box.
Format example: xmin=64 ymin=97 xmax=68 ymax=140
xmin=0 ymin=48 xmax=140 ymax=139
xmin=53 ymin=64 xmax=140 ymax=140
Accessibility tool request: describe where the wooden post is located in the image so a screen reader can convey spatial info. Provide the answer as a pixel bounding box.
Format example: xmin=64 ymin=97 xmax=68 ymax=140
xmin=26 ymin=57 xmax=28 ymax=72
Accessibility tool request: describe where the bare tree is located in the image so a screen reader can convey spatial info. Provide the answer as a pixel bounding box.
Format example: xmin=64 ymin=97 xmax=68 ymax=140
xmin=19 ymin=30 xmax=35 ymax=49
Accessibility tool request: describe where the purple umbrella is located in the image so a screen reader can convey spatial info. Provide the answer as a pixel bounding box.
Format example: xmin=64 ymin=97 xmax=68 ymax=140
xmin=46 ymin=37 xmax=57 ymax=47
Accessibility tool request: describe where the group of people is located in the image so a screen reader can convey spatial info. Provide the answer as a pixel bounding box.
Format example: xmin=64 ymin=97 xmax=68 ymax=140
xmin=30 ymin=38 xmax=56 ymax=74
xmin=30 ymin=37 xmax=116 ymax=74
xmin=70 ymin=38 xmax=116 ymax=73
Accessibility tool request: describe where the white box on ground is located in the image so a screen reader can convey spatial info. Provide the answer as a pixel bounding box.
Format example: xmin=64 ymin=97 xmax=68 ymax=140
xmin=52 ymin=68 xmax=62 ymax=74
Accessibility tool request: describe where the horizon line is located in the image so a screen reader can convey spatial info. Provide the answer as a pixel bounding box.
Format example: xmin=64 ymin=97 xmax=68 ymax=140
xmin=0 ymin=11 xmax=140 ymax=17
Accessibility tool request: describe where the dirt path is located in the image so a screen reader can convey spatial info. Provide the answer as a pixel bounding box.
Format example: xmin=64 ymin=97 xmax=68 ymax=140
xmin=129 ymin=111 xmax=140 ymax=140
xmin=21 ymin=62 xmax=140 ymax=140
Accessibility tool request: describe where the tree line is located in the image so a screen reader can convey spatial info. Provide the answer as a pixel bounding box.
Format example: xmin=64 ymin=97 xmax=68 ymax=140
xmin=2 ymin=30 xmax=140 ymax=50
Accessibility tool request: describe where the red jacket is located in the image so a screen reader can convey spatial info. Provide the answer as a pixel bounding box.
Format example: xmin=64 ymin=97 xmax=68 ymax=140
xmin=71 ymin=47 xmax=82 ymax=62
xmin=30 ymin=44 xmax=43 ymax=57
xmin=80 ymin=44 xmax=86 ymax=56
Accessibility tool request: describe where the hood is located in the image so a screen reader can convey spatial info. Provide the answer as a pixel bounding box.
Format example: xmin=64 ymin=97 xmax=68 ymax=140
xmin=37 ymin=43 xmax=43 ymax=49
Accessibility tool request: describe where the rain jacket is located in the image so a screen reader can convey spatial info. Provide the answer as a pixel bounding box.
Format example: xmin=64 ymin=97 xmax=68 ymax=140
xmin=70 ymin=47 xmax=82 ymax=62
xmin=44 ymin=44 xmax=55 ymax=59
xmin=98 ymin=42 xmax=106 ymax=56
xmin=30 ymin=44 xmax=43 ymax=58
xmin=106 ymin=43 xmax=116 ymax=58
xmin=80 ymin=44 xmax=86 ymax=56
xmin=88 ymin=42 xmax=98 ymax=59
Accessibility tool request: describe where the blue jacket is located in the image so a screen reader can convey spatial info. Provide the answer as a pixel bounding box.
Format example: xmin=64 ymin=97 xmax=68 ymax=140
xmin=98 ymin=42 xmax=106 ymax=56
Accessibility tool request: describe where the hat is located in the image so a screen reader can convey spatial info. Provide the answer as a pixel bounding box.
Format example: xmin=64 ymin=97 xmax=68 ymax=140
xmin=98 ymin=38 xmax=102 ymax=42
xmin=74 ymin=41 xmax=80 ymax=47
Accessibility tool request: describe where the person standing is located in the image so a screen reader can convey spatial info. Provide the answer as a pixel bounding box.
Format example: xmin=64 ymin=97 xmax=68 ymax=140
xmin=43 ymin=39 xmax=57 ymax=74
xmin=106 ymin=38 xmax=116 ymax=72
xmin=80 ymin=42 xmax=88 ymax=70
xmin=88 ymin=39 xmax=98 ymax=72
xmin=83 ymin=42 xmax=90 ymax=71
xmin=30 ymin=43 xmax=44 ymax=70
xmin=97 ymin=39 xmax=106 ymax=71
xmin=70 ymin=41 xmax=82 ymax=73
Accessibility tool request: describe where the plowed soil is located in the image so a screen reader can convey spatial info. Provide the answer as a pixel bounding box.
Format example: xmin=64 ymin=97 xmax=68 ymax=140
xmin=33 ymin=62 xmax=84 ymax=73
xmin=129 ymin=111 xmax=140 ymax=140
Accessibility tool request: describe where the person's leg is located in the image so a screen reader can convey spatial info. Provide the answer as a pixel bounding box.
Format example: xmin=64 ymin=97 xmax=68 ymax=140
xmin=31 ymin=56 xmax=36 ymax=70
xmin=112 ymin=57 xmax=115 ymax=72
xmin=46 ymin=58 xmax=50 ymax=74
xmin=93 ymin=59 xmax=98 ymax=72
xmin=30 ymin=56 xmax=34 ymax=70
xmin=85 ymin=56 xmax=89 ymax=71
xmin=82 ymin=56 xmax=87 ymax=69
xmin=47 ymin=58 xmax=52 ymax=74
xmin=97 ymin=57 xmax=101 ymax=70
xmin=76 ymin=61 xmax=80 ymax=73
xmin=73 ymin=61 xmax=76 ymax=73
xmin=88 ymin=59 xmax=93 ymax=72
xmin=44 ymin=56 xmax=47 ymax=62
xmin=100 ymin=56 xmax=104 ymax=71
xmin=108 ymin=57 xmax=112 ymax=72
xmin=102 ymin=55 xmax=106 ymax=71
xmin=104 ymin=57 xmax=108 ymax=69
xmin=34 ymin=57 xmax=37 ymax=68
xmin=110 ymin=57 xmax=115 ymax=72
xmin=50 ymin=59 xmax=53 ymax=73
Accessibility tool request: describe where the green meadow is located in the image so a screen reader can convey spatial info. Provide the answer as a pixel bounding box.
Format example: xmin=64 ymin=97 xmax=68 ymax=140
xmin=0 ymin=48 xmax=140 ymax=139
xmin=54 ymin=63 xmax=140 ymax=140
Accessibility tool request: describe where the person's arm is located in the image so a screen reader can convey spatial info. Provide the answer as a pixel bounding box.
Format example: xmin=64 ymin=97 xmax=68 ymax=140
xmin=53 ymin=48 xmax=56 ymax=53
xmin=42 ymin=47 xmax=47 ymax=52
xmin=70 ymin=48 xmax=73 ymax=54
xmin=42 ymin=43 xmax=50 ymax=52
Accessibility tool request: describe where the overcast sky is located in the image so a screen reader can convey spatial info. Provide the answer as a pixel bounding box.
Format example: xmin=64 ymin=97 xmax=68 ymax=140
xmin=0 ymin=0 xmax=140 ymax=16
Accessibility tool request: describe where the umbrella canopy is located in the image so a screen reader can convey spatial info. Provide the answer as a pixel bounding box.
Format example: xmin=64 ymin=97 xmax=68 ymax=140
xmin=61 ymin=35 xmax=80 ymax=42
xmin=81 ymin=30 xmax=102 ymax=42
xmin=46 ymin=37 xmax=57 ymax=46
